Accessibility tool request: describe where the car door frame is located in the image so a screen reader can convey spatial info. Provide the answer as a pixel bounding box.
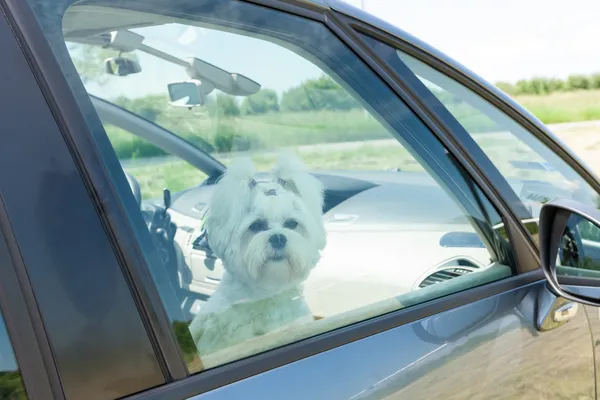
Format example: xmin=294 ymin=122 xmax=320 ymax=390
xmin=0 ymin=0 xmax=589 ymax=398
xmin=0 ymin=205 xmax=59 ymax=399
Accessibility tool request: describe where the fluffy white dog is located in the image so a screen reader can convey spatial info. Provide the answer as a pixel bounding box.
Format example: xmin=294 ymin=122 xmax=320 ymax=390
xmin=189 ymin=153 xmax=326 ymax=357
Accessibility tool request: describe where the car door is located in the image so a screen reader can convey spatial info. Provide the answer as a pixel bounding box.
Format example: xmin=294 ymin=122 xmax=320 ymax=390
xmin=338 ymin=3 xmax=600 ymax=396
xmin=2 ymin=0 xmax=596 ymax=399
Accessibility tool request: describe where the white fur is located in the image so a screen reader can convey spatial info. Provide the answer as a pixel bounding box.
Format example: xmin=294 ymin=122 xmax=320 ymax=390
xmin=189 ymin=153 xmax=326 ymax=357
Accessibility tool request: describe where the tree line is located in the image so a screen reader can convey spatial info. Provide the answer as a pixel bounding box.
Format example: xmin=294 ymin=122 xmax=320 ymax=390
xmin=495 ymin=73 xmax=600 ymax=96
xmin=114 ymin=74 xmax=361 ymax=121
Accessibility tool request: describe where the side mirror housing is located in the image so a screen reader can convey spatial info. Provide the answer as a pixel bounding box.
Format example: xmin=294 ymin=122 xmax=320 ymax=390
xmin=539 ymin=198 xmax=600 ymax=306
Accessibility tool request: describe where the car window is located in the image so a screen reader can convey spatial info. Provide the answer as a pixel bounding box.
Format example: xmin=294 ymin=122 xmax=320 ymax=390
xmin=0 ymin=311 xmax=27 ymax=399
xmin=362 ymin=35 xmax=600 ymax=244
xmin=101 ymin=121 xmax=208 ymax=199
xmin=48 ymin=0 xmax=515 ymax=374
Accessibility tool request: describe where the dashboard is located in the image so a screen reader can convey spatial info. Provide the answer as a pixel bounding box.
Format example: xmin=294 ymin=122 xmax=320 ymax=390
xmin=154 ymin=170 xmax=498 ymax=317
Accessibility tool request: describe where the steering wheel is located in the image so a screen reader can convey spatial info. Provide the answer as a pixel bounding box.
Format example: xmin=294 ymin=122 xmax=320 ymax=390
xmin=125 ymin=172 xmax=142 ymax=207
xmin=559 ymin=216 xmax=585 ymax=268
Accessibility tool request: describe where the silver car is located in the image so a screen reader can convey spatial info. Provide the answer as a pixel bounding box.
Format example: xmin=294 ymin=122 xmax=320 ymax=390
xmin=1 ymin=0 xmax=600 ymax=399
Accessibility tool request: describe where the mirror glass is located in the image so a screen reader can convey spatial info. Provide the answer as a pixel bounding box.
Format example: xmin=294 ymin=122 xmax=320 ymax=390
xmin=555 ymin=214 xmax=600 ymax=280
xmin=104 ymin=57 xmax=141 ymax=76
xmin=168 ymin=81 xmax=205 ymax=107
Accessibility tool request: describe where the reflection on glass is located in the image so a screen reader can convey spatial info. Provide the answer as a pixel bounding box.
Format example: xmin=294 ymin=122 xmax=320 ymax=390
xmin=556 ymin=214 xmax=600 ymax=277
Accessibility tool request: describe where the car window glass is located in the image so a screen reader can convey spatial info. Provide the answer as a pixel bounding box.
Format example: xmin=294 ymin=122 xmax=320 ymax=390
xmin=50 ymin=0 xmax=514 ymax=374
xmin=0 ymin=312 xmax=27 ymax=399
xmin=100 ymin=121 xmax=208 ymax=199
xmin=367 ymin=37 xmax=600 ymax=242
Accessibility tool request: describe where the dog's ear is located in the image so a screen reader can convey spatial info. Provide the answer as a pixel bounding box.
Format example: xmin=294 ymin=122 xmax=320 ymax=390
xmin=206 ymin=157 xmax=256 ymax=258
xmin=273 ymin=152 xmax=324 ymax=220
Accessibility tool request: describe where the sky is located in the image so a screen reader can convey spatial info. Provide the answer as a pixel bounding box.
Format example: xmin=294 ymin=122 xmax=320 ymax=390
xmin=86 ymin=0 xmax=600 ymax=100
xmin=342 ymin=0 xmax=600 ymax=84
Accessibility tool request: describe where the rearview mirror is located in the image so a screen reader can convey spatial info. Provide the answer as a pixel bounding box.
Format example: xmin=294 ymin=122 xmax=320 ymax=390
xmin=104 ymin=57 xmax=141 ymax=76
xmin=539 ymin=198 xmax=600 ymax=306
xmin=167 ymin=80 xmax=210 ymax=107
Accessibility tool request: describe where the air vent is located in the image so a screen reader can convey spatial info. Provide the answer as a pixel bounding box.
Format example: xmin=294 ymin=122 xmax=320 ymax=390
xmin=417 ymin=258 xmax=481 ymax=289
xmin=419 ymin=267 xmax=472 ymax=288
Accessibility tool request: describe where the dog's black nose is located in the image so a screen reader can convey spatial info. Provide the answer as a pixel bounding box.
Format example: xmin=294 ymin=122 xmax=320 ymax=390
xmin=269 ymin=234 xmax=287 ymax=249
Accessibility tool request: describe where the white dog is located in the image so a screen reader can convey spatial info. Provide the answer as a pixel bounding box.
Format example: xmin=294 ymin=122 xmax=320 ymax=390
xmin=189 ymin=153 xmax=326 ymax=357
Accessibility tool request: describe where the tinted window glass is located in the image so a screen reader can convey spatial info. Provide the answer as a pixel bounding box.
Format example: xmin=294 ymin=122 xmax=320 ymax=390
xmin=101 ymin=122 xmax=208 ymax=199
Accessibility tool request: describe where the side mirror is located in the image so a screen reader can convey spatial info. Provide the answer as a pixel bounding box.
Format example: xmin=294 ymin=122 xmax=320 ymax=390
xmin=539 ymin=198 xmax=600 ymax=306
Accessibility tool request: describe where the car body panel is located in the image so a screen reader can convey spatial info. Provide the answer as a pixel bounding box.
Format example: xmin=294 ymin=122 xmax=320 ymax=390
xmin=191 ymin=281 xmax=594 ymax=400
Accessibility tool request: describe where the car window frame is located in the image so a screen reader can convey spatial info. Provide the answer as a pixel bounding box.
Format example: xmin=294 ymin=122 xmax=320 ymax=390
xmin=4 ymin=0 xmax=549 ymax=398
xmin=0 ymin=200 xmax=59 ymax=399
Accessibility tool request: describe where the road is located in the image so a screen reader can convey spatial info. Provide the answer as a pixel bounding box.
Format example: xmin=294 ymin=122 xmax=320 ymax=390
xmin=550 ymin=120 xmax=600 ymax=176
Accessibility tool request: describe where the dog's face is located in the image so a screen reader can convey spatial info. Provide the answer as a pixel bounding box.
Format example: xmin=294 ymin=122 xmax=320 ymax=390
xmin=206 ymin=155 xmax=326 ymax=292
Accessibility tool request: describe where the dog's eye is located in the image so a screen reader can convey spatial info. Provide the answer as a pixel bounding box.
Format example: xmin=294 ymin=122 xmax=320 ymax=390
xmin=284 ymin=219 xmax=298 ymax=230
xmin=249 ymin=220 xmax=269 ymax=232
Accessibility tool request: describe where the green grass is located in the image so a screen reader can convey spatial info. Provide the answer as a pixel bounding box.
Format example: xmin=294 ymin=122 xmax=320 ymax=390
xmin=108 ymin=89 xmax=600 ymax=160
xmin=113 ymin=89 xmax=600 ymax=199
xmin=515 ymin=90 xmax=600 ymax=124
xmin=123 ymin=158 xmax=208 ymax=199
xmin=125 ymin=142 xmax=422 ymax=199
xmin=230 ymin=109 xmax=387 ymax=146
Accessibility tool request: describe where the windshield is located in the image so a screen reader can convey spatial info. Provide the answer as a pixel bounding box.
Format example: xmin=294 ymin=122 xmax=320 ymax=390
xmin=68 ymin=22 xmax=419 ymax=188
